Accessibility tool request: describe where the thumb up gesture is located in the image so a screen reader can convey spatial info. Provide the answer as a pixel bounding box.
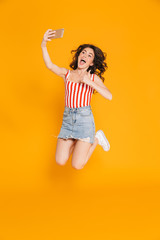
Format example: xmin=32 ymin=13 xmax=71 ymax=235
xmin=80 ymin=70 xmax=92 ymax=84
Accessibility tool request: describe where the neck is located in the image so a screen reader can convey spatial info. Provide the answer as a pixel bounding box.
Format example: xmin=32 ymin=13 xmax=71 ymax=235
xmin=75 ymin=67 xmax=89 ymax=75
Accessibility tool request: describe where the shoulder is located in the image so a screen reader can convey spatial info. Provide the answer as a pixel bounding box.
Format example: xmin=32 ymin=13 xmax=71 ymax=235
xmin=93 ymin=73 xmax=107 ymax=88
xmin=61 ymin=67 xmax=69 ymax=76
xmin=93 ymin=73 xmax=102 ymax=83
xmin=61 ymin=68 xmax=70 ymax=81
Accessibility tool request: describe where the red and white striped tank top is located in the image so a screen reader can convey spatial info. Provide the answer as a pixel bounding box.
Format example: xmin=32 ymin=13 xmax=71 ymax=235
xmin=65 ymin=69 xmax=95 ymax=108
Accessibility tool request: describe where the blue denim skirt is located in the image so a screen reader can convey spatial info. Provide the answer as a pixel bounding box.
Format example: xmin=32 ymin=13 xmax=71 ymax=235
xmin=58 ymin=105 xmax=95 ymax=144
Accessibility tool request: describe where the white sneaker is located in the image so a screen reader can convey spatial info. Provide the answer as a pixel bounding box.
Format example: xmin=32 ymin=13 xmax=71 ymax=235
xmin=95 ymin=130 xmax=110 ymax=151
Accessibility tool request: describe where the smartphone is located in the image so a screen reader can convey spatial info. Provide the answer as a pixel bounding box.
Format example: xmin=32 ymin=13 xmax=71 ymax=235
xmin=49 ymin=28 xmax=64 ymax=39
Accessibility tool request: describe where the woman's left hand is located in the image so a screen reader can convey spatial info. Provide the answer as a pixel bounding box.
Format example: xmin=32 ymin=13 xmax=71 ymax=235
xmin=80 ymin=70 xmax=92 ymax=84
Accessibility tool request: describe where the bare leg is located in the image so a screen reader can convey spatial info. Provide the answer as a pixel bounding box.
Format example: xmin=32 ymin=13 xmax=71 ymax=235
xmin=71 ymin=137 xmax=99 ymax=169
xmin=55 ymin=138 xmax=76 ymax=165
xmin=69 ymin=142 xmax=76 ymax=155
xmin=82 ymin=137 xmax=99 ymax=166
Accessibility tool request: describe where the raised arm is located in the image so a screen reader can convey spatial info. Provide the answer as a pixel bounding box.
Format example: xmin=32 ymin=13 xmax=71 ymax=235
xmin=41 ymin=29 xmax=68 ymax=78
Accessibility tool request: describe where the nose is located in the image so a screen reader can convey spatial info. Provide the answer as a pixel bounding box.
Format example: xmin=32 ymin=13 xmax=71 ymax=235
xmin=83 ymin=54 xmax=87 ymax=59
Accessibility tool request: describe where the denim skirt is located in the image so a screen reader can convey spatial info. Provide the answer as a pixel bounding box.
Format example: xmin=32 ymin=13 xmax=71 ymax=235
xmin=58 ymin=105 xmax=95 ymax=144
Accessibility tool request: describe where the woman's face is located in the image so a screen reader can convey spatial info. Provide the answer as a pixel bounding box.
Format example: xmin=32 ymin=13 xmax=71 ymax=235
xmin=78 ymin=47 xmax=95 ymax=69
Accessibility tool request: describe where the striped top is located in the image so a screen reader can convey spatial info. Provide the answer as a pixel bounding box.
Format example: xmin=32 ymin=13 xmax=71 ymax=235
xmin=65 ymin=69 xmax=95 ymax=108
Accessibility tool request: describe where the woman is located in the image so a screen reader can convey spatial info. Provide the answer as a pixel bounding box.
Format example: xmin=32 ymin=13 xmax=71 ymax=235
xmin=41 ymin=29 xmax=112 ymax=170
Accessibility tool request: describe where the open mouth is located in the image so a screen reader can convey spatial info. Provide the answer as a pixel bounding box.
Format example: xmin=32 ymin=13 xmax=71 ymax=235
xmin=80 ymin=59 xmax=86 ymax=65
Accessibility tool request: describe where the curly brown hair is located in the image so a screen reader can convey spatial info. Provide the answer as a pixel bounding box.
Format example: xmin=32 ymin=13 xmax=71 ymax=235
xmin=69 ymin=44 xmax=108 ymax=94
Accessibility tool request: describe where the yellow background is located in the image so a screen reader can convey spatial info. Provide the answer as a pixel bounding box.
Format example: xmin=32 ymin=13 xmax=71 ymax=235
xmin=0 ymin=0 xmax=160 ymax=239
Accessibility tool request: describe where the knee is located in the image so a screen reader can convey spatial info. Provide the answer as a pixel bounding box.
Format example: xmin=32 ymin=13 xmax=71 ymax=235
xmin=72 ymin=163 xmax=84 ymax=170
xmin=56 ymin=160 xmax=66 ymax=166
xmin=55 ymin=155 xmax=68 ymax=166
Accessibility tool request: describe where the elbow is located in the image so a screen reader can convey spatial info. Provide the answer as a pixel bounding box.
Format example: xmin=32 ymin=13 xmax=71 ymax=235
xmin=104 ymin=89 xmax=112 ymax=101
xmin=46 ymin=63 xmax=52 ymax=70
xmin=105 ymin=93 xmax=112 ymax=101
xmin=109 ymin=94 xmax=112 ymax=101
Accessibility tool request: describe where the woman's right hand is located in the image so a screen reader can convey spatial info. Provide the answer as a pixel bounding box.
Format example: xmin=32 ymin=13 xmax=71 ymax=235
xmin=42 ymin=29 xmax=56 ymax=43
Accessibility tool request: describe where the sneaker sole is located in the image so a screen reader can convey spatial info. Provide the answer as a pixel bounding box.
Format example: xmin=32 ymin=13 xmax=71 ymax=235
xmin=98 ymin=130 xmax=110 ymax=151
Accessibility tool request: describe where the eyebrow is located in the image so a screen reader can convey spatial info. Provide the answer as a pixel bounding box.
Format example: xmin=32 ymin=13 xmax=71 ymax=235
xmin=83 ymin=49 xmax=94 ymax=56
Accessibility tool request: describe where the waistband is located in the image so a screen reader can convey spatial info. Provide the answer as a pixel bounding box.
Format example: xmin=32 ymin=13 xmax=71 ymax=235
xmin=64 ymin=105 xmax=91 ymax=113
